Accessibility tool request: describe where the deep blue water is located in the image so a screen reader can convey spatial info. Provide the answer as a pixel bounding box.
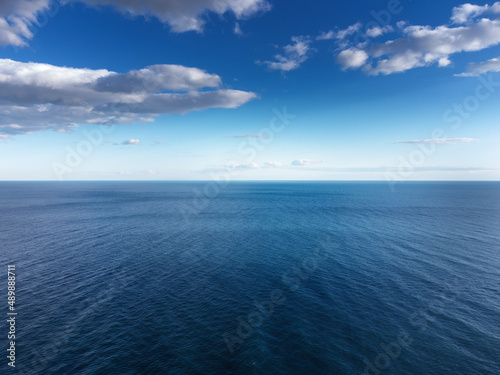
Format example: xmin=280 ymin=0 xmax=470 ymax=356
xmin=0 ymin=181 xmax=499 ymax=375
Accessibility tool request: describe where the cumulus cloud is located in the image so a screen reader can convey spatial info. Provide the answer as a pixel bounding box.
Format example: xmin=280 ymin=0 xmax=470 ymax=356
xmin=336 ymin=48 xmax=369 ymax=70
xmin=0 ymin=0 xmax=270 ymax=46
xmin=333 ymin=2 xmax=500 ymax=75
xmin=262 ymin=36 xmax=313 ymax=72
xmin=0 ymin=59 xmax=256 ymax=136
xmin=395 ymin=138 xmax=479 ymax=144
xmin=451 ymin=2 xmax=500 ymax=24
xmin=120 ymin=139 xmax=140 ymax=145
xmin=456 ymin=56 xmax=500 ymax=76
xmin=365 ymin=25 xmax=393 ymax=38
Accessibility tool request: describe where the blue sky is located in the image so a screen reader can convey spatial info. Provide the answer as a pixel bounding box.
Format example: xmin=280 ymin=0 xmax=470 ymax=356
xmin=0 ymin=0 xmax=499 ymax=180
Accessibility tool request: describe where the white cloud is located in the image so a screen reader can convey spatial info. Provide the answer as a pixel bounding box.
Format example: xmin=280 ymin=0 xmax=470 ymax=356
xmin=264 ymin=161 xmax=282 ymax=168
xmin=0 ymin=59 xmax=256 ymax=136
xmin=0 ymin=0 xmax=270 ymax=46
xmin=262 ymin=36 xmax=313 ymax=72
xmin=316 ymin=30 xmax=335 ymax=41
xmin=395 ymin=138 xmax=479 ymax=144
xmin=336 ymin=48 xmax=369 ymax=70
xmin=365 ymin=25 xmax=393 ymax=38
xmin=457 ymin=56 xmax=500 ymax=76
xmin=95 ymin=64 xmax=222 ymax=92
xmin=291 ymin=159 xmax=325 ymax=166
xmin=451 ymin=2 xmax=500 ymax=24
xmin=336 ymin=22 xmax=362 ymax=40
xmin=318 ymin=23 xmax=392 ymax=42
xmin=120 ymin=139 xmax=140 ymax=145
xmin=234 ymin=22 xmax=243 ymax=35
xmin=333 ymin=3 xmax=500 ymax=75
xmin=0 ymin=0 xmax=52 ymax=46
xmin=292 ymin=159 xmax=312 ymax=166
xmin=367 ymin=19 xmax=500 ymax=75
xmin=71 ymin=0 xmax=270 ymax=32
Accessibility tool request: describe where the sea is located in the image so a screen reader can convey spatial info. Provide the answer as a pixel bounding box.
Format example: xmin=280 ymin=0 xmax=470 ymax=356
xmin=0 ymin=181 xmax=499 ymax=375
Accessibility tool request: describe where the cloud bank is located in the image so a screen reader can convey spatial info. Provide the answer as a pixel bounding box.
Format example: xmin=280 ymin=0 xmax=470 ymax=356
xmin=0 ymin=59 xmax=256 ymax=136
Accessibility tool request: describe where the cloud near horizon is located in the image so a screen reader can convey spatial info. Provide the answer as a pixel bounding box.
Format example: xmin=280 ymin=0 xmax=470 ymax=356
xmin=0 ymin=0 xmax=271 ymax=47
xmin=291 ymin=159 xmax=324 ymax=166
xmin=225 ymin=134 xmax=269 ymax=138
xmin=395 ymin=138 xmax=479 ymax=144
xmin=196 ymin=161 xmax=282 ymax=173
xmin=0 ymin=59 xmax=256 ymax=136
xmin=120 ymin=139 xmax=140 ymax=145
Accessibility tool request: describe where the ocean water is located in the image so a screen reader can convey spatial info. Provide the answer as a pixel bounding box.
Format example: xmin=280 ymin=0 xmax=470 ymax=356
xmin=0 ymin=181 xmax=499 ymax=375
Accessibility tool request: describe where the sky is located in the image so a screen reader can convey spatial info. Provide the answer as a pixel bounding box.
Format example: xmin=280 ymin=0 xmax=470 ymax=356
xmin=0 ymin=0 xmax=499 ymax=181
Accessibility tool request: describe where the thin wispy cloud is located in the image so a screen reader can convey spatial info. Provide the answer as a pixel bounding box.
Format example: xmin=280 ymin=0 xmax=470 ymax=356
xmin=234 ymin=22 xmax=243 ymax=36
xmin=395 ymin=138 xmax=479 ymax=144
xmin=456 ymin=57 xmax=500 ymax=77
xmin=317 ymin=23 xmax=392 ymax=44
xmin=225 ymin=134 xmax=269 ymax=139
xmin=291 ymin=159 xmax=324 ymax=166
xmin=0 ymin=0 xmax=51 ymax=47
xmin=261 ymin=36 xmax=313 ymax=72
xmin=196 ymin=161 xmax=282 ymax=173
xmin=119 ymin=139 xmax=140 ymax=145
xmin=316 ymin=30 xmax=335 ymax=41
